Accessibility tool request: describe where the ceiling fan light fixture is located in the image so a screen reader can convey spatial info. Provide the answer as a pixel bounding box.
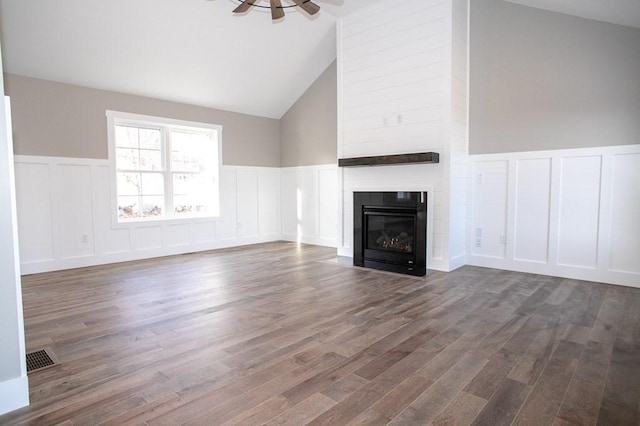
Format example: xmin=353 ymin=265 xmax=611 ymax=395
xmin=232 ymin=0 xmax=321 ymax=20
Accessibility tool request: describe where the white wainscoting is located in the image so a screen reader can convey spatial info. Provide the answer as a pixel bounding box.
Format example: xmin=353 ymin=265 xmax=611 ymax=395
xmin=468 ymin=145 xmax=640 ymax=288
xmin=14 ymin=156 xmax=283 ymax=274
xmin=280 ymin=165 xmax=338 ymax=247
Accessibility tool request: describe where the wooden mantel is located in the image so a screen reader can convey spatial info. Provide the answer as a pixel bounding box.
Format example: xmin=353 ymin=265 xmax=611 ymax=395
xmin=338 ymin=152 xmax=439 ymax=167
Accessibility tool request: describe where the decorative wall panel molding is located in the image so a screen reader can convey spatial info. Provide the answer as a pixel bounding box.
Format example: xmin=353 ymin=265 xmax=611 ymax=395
xmin=280 ymin=165 xmax=338 ymax=247
xmin=14 ymin=156 xmax=284 ymax=274
xmin=468 ymin=145 xmax=640 ymax=288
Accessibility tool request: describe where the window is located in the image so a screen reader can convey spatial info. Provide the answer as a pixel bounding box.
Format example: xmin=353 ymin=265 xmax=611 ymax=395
xmin=107 ymin=111 xmax=221 ymax=223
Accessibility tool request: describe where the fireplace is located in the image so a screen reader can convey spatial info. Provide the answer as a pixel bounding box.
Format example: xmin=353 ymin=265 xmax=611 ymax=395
xmin=354 ymin=191 xmax=427 ymax=276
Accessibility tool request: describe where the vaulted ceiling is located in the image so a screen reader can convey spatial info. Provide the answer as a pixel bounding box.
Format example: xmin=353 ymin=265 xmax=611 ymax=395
xmin=1 ymin=0 xmax=638 ymax=119
xmin=505 ymin=0 xmax=640 ymax=29
xmin=0 ymin=0 xmax=386 ymax=119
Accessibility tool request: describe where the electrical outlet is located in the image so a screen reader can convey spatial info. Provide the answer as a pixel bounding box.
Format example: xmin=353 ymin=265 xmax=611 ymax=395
xmin=397 ymin=114 xmax=403 ymax=125
xmin=80 ymin=234 xmax=89 ymax=244
xmin=475 ymin=238 xmax=482 ymax=248
xmin=500 ymin=235 xmax=507 ymax=244
xmin=476 ymin=228 xmax=482 ymax=238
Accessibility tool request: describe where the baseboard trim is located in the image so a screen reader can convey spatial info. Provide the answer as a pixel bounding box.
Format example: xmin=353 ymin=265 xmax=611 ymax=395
xmin=20 ymin=235 xmax=282 ymax=275
xmin=0 ymin=375 xmax=29 ymax=416
xmin=448 ymin=254 xmax=467 ymax=271
xmin=281 ymin=234 xmax=337 ymax=248
xmin=468 ymin=255 xmax=640 ymax=288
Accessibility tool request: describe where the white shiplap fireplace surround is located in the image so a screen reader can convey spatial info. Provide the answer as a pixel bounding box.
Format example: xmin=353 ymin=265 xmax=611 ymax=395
xmin=337 ymin=0 xmax=470 ymax=272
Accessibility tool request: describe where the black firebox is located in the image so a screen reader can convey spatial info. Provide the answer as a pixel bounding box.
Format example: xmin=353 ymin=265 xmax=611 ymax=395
xmin=354 ymin=191 xmax=427 ymax=276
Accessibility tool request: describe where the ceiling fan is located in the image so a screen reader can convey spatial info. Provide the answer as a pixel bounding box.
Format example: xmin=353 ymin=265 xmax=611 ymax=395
xmin=233 ymin=0 xmax=321 ymax=20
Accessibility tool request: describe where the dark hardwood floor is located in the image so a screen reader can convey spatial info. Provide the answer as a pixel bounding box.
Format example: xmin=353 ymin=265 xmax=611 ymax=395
xmin=1 ymin=242 xmax=639 ymax=425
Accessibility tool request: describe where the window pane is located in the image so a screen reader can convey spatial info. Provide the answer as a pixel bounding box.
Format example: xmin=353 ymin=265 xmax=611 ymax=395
xmin=139 ymin=149 xmax=162 ymax=171
xmin=116 ymin=148 xmax=140 ymax=170
xmin=171 ymin=152 xmax=199 ymax=173
xmin=171 ymin=131 xmax=215 ymax=172
xmin=173 ymin=172 xmax=195 ymax=195
xmin=173 ymin=173 xmax=214 ymax=195
xmin=139 ymin=128 xmax=161 ymax=150
xmin=118 ymin=196 xmax=140 ymax=219
xmin=174 ymin=195 xmax=210 ymax=215
xmin=140 ymin=173 xmax=164 ymax=196
xmin=117 ymin=173 xmax=141 ymax=196
xmin=141 ymin=196 xmax=164 ymax=217
xmin=173 ymin=173 xmax=214 ymax=215
xmin=115 ymin=126 xmax=139 ymax=149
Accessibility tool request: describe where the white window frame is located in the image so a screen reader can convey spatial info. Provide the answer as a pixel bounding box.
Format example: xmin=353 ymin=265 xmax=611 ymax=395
xmin=106 ymin=110 xmax=223 ymax=227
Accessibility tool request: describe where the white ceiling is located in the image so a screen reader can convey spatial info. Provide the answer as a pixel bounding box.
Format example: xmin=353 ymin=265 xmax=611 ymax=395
xmin=0 ymin=0 xmax=638 ymax=119
xmin=0 ymin=0 xmax=384 ymax=119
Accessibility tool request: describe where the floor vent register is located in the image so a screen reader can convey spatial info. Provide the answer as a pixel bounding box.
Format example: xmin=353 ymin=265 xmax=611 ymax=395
xmin=26 ymin=348 xmax=58 ymax=373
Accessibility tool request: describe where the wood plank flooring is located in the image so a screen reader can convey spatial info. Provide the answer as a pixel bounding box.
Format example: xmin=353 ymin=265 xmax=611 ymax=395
xmin=1 ymin=242 xmax=639 ymax=425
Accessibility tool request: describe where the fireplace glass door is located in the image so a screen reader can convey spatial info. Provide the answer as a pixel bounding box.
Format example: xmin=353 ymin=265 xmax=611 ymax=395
xmin=363 ymin=208 xmax=417 ymax=265
xmin=365 ymin=212 xmax=415 ymax=254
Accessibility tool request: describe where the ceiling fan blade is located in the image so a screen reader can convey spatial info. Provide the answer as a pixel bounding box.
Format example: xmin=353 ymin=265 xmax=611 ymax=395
xmin=291 ymin=0 xmax=320 ymax=16
xmin=271 ymin=0 xmax=285 ymax=20
xmin=233 ymin=0 xmax=258 ymax=14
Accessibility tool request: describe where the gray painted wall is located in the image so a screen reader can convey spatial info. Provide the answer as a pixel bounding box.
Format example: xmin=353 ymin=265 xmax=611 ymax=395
xmin=4 ymin=74 xmax=281 ymax=167
xmin=280 ymin=61 xmax=337 ymax=167
xmin=470 ymin=0 xmax=640 ymax=154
